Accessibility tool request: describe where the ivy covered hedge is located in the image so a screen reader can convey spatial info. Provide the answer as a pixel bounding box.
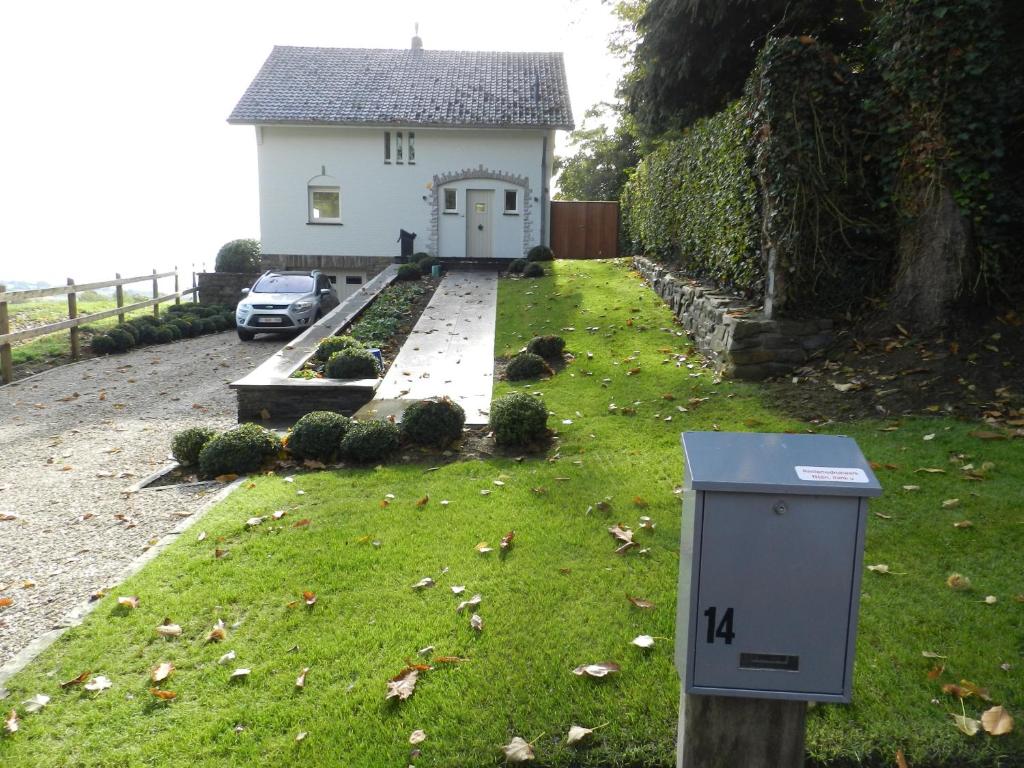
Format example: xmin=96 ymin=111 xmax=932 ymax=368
xmin=622 ymin=101 xmax=761 ymax=296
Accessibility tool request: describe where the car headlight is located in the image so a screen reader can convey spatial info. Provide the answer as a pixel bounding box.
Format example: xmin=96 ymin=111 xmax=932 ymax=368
xmin=292 ymin=301 xmax=313 ymax=312
xmin=236 ymin=304 xmax=252 ymax=315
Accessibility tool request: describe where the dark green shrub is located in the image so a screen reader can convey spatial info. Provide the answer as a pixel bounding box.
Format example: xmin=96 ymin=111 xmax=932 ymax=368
xmin=195 ymin=317 xmax=217 ymax=335
xmin=526 ymin=334 xmax=565 ymax=360
xmin=401 ymin=397 xmax=466 ymax=449
xmin=168 ymin=318 xmax=191 ymax=337
xmin=166 ymin=304 xmax=190 ymax=315
xmin=505 ymin=352 xmax=550 ymax=381
xmin=171 ymin=426 xmax=218 ymax=466
xmin=325 ymin=348 xmax=380 ymax=379
xmin=215 ymin=239 xmax=262 ymax=273
xmin=522 ymin=262 xmax=545 ymax=278
xmin=119 ymin=323 xmax=140 ymax=343
xmin=180 ymin=316 xmax=203 ymax=337
xmin=508 ymin=258 xmax=528 ymax=274
xmin=90 ymin=334 xmax=117 ymax=355
xmin=286 ymin=411 xmax=352 ymax=462
xmin=154 ymin=326 xmax=175 ymax=343
xmin=209 ymin=314 xmax=229 ymax=331
xmin=220 ymin=312 xmax=235 ymax=327
xmin=206 ymin=303 xmax=230 ymax=315
xmin=315 ymin=335 xmax=364 ymax=362
xmin=107 ymin=327 xmax=135 ymax=352
xmin=417 ymin=255 xmax=442 ymax=275
xmin=412 ymin=252 xmax=430 ymax=261
xmin=489 ymin=392 xmax=549 ymax=447
xmin=397 ymin=263 xmax=422 ymax=281
xmin=132 ymin=315 xmax=161 ymax=326
xmin=340 ymin=419 xmax=401 ymax=463
xmin=161 ymin=323 xmax=182 ymax=341
xmin=198 ymin=423 xmax=281 ymax=477
xmin=137 ymin=324 xmax=161 ymax=344
xmin=527 ymin=245 xmax=554 ymax=262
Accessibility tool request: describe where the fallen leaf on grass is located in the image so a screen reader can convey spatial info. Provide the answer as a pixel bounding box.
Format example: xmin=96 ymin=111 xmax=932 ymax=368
xmin=866 ymin=564 xmax=903 ymax=574
xmin=218 ymin=651 xmax=236 ymax=665
xmin=293 ymin=518 xmax=311 ymax=528
xmin=230 ymin=668 xmax=251 ymax=681
xmin=5 ymin=709 xmax=18 ymax=733
xmin=633 ymin=496 xmax=649 ymax=508
xmin=386 ymin=668 xmax=419 ymax=701
xmin=416 ymin=495 xmax=429 ymax=507
xmin=60 ymin=670 xmax=91 ymax=688
xmin=567 ymin=723 xmax=607 ymax=745
xmin=969 ymin=430 xmax=1007 ymax=441
xmin=915 ymin=468 xmax=946 ymax=474
xmin=953 ymin=520 xmax=973 ymax=529
xmin=117 ymin=596 xmax=139 ymax=609
xmin=156 ymin=622 xmax=182 ymax=638
xmin=245 ymin=516 xmax=264 ymax=527
xmin=922 ymin=651 xmax=947 ymax=659
xmin=902 ymin=485 xmax=920 ymax=491
xmin=573 ymin=661 xmax=620 ymax=678
xmin=151 ymin=663 xmax=174 ymax=683
xmin=433 ymin=656 xmax=468 ymax=664
xmin=470 ymin=614 xmax=484 ymax=632
xmin=272 ymin=510 xmax=286 ymax=520
xmin=206 ymin=620 xmax=227 ymax=643
xmin=22 ymin=694 xmax=50 ymax=713
xmin=451 ymin=585 xmax=466 ymax=595
xmin=501 ymin=736 xmax=535 ymax=762
xmin=296 ymin=668 xmax=309 ymax=689
xmin=941 ymin=499 xmax=960 ymax=509
xmin=412 ymin=577 xmax=435 ymax=590
xmin=983 ymin=595 xmax=998 ymax=605
xmin=981 ymin=705 xmax=1014 ymax=736
xmin=927 ymin=664 xmax=945 ymax=680
xmin=456 ymin=594 xmax=482 ymax=613
xmin=295 ymin=731 xmax=307 ymax=742
xmin=951 ymin=713 xmax=981 ymax=736
xmin=409 ymin=729 xmax=427 ymax=745
xmin=947 ymin=573 xmax=972 ymax=591
xmin=500 ymin=530 xmax=515 ymax=552
xmin=475 ymin=542 xmax=493 ymax=554
xmin=631 ymin=635 xmax=656 ymax=649
xmin=895 ymin=748 xmax=908 ymax=768
xmin=149 ymin=688 xmax=177 ymax=700
xmin=627 ymin=595 xmax=654 ymax=610
xmin=303 ymin=591 xmax=317 ymax=606
xmin=84 ymin=676 xmax=112 ymax=692
xmin=874 ymin=512 xmax=893 ymax=520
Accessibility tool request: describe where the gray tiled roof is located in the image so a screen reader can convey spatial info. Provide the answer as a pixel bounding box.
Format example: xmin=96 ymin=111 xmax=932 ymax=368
xmin=229 ymin=46 xmax=574 ymax=130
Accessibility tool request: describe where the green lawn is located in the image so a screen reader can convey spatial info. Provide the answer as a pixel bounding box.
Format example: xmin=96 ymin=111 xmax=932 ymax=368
xmin=1 ymin=260 xmax=1020 ymax=767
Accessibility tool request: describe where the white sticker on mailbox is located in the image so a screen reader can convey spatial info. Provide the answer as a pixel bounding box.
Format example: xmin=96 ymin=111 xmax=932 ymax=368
xmin=795 ymin=466 xmax=869 ymax=483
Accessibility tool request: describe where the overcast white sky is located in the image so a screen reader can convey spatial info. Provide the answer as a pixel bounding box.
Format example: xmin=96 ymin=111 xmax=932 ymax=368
xmin=0 ymin=0 xmax=624 ymax=285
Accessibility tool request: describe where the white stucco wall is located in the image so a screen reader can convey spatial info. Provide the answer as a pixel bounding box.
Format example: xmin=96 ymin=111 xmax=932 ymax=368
xmin=256 ymin=126 xmax=551 ymax=260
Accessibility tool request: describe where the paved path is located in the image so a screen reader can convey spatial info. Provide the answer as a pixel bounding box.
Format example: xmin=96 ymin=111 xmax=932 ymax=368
xmin=367 ymin=270 xmax=497 ymax=425
xmin=0 ymin=332 xmax=277 ymax=667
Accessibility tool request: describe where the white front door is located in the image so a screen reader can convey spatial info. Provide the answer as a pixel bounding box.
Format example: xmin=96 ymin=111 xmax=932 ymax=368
xmin=466 ymin=190 xmax=494 ymax=259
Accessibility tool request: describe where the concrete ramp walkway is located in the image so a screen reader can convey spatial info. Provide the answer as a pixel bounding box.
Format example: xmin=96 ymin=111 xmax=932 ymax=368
xmin=361 ymin=270 xmax=498 ymax=425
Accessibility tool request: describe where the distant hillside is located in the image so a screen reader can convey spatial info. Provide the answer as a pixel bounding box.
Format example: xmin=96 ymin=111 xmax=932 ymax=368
xmin=1 ymin=279 xmax=53 ymax=292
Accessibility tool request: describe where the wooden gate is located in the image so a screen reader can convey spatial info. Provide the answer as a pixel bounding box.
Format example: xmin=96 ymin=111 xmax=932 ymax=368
xmin=549 ymin=201 xmax=619 ymax=259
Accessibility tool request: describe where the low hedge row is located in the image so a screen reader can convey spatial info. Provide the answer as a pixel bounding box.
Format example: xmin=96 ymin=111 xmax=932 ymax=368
xmin=90 ymin=304 xmax=233 ymax=356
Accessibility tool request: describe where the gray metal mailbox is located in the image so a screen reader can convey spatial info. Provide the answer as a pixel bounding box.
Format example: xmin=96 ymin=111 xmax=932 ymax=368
xmin=677 ymin=431 xmax=882 ymax=703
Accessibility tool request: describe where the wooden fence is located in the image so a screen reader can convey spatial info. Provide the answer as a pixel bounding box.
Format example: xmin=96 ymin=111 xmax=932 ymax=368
xmin=550 ymin=201 xmax=620 ymax=260
xmin=0 ymin=268 xmax=197 ymax=385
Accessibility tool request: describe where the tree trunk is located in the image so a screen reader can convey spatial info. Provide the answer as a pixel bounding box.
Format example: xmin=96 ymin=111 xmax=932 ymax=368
xmin=888 ymin=185 xmax=973 ymax=333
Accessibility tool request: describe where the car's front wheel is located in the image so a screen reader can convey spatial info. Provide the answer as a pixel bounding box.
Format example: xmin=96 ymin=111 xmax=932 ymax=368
xmin=237 ymin=328 xmax=255 ymax=341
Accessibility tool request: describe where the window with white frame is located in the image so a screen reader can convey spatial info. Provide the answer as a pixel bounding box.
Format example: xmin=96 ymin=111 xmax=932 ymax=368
xmin=408 ymin=132 xmax=415 ymax=163
xmin=443 ymin=188 xmax=458 ymax=213
xmin=503 ymin=189 xmax=520 ymax=214
xmin=309 ymin=186 xmax=341 ymax=223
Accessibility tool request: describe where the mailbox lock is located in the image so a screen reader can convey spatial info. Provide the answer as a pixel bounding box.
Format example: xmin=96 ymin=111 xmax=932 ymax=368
xmin=772 ymin=500 xmax=788 ymax=516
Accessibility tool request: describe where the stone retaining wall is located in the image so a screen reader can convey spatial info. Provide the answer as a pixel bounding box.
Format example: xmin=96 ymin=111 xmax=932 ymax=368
xmin=196 ymin=272 xmax=260 ymax=306
xmin=633 ymin=256 xmax=832 ymax=380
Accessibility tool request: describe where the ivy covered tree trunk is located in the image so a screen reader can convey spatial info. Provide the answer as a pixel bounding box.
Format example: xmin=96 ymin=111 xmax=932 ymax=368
xmin=888 ymin=186 xmax=973 ymax=332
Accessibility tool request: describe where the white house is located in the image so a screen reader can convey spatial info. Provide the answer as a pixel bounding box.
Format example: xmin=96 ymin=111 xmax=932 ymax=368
xmin=229 ymin=35 xmax=574 ymax=294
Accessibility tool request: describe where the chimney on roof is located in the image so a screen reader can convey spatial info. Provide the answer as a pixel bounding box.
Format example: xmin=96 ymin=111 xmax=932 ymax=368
xmin=411 ymin=22 xmax=423 ymax=51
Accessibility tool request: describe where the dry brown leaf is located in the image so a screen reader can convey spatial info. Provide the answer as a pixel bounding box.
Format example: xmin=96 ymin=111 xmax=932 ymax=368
xmin=896 ymin=748 xmax=908 ymax=768
xmin=386 ymin=667 xmax=419 ymax=701
xmin=409 ymin=729 xmax=427 ymax=744
xmin=293 ymin=518 xmax=311 ymax=528
xmin=500 ymin=530 xmax=515 ymax=552
xmin=969 ymin=430 xmax=1007 ymax=441
xmin=117 ymin=596 xmax=139 ymax=609
xmin=501 ymin=736 xmax=535 ymax=762
xmin=214 ymin=548 xmax=229 ymax=559
xmin=941 ymin=498 xmax=961 ymax=509
xmin=915 ymin=468 xmax=946 ymax=474
xmin=272 ymin=510 xmax=287 ymax=520
xmin=927 ymin=664 xmax=945 ymax=680
xmin=416 ymin=495 xmax=429 ymax=507
xmin=303 ymin=591 xmax=317 ymax=606
xmin=433 ymin=656 xmax=469 ymax=664
xmin=215 ymin=474 xmax=239 ymax=483
xmin=981 ymin=705 xmax=1014 ymax=736
xmin=151 ymin=662 xmax=174 ymax=683
xmin=567 ymin=725 xmax=595 ymax=745
xmin=412 ymin=577 xmax=435 ymax=590
xmin=456 ymin=594 xmax=482 ymax=613
xmin=59 ymin=670 xmax=91 ymax=688
xmin=230 ymin=668 xmax=251 ymax=680
xmin=149 ymin=688 xmax=177 ymax=700
xmin=627 ymin=595 xmax=654 ymax=610
xmin=922 ymin=651 xmax=947 ymax=659
xmin=573 ymin=661 xmax=620 ymax=678
xmin=296 ymin=667 xmax=309 ymax=689
xmin=470 ymin=613 xmax=484 ymax=632
xmin=206 ymin=619 xmax=226 ymax=643
xmin=631 ymin=635 xmax=656 ymax=649
xmin=156 ymin=623 xmax=182 ymax=638
xmin=958 ymin=680 xmax=992 ymax=701
xmin=953 ymin=520 xmax=973 ymax=529
xmin=952 ymin=713 xmax=981 ymax=736
xmin=867 ymin=564 xmax=893 ymax=574
xmin=295 ymin=731 xmax=307 ymax=742
xmin=633 ymin=496 xmax=649 ymax=508
xmin=22 ymin=694 xmax=50 ymax=714
xmin=5 ymin=709 xmax=19 ymax=734
xmin=84 ymin=675 xmax=112 ymax=692
xmin=947 ymin=573 xmax=972 ymax=591
xmin=0 ymin=597 xmax=13 ymax=608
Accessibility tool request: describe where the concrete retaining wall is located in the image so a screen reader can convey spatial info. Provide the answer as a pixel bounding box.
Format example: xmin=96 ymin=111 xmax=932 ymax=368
xmin=196 ymin=272 xmax=259 ymax=306
xmin=633 ymin=256 xmax=832 ymax=380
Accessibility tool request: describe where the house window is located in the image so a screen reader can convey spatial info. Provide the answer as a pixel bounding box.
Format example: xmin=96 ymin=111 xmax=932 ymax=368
xmin=504 ymin=189 xmax=520 ymax=214
xmin=384 ymin=132 xmax=391 ymax=163
xmin=408 ymin=132 xmax=415 ymax=164
xmin=443 ymin=188 xmax=458 ymax=213
xmin=309 ymin=186 xmax=341 ymax=223
xmin=396 ymin=131 xmax=403 ymax=164
xmin=345 ymin=275 xmax=363 ymax=285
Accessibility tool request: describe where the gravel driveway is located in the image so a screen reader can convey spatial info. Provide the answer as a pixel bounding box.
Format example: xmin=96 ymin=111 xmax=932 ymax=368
xmin=0 ymin=332 xmax=279 ymax=667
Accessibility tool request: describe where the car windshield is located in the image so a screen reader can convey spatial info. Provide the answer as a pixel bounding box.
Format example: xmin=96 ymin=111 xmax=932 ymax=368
xmin=252 ymin=274 xmax=315 ymax=294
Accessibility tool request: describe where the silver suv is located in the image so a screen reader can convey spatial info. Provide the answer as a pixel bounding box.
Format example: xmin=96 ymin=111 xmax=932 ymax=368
xmin=235 ymin=270 xmax=338 ymax=341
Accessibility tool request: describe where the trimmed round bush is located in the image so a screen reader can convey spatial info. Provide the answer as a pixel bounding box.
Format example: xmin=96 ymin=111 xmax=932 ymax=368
xmin=526 ymin=334 xmax=565 ymax=360
xmin=325 ymin=348 xmax=380 ymax=379
xmin=137 ymin=323 xmax=161 ymax=344
xmin=340 ymin=419 xmax=401 ymax=463
xmin=90 ymin=334 xmax=117 ymax=355
xmin=397 ymin=263 xmax=422 ymax=281
xmin=315 ymin=335 xmax=364 ymax=363
xmin=166 ymin=304 xmax=190 ymax=315
xmin=401 ymin=397 xmax=466 ymax=449
xmin=215 ymin=239 xmax=261 ymax=273
xmin=209 ymin=314 xmax=229 ymax=332
xmin=132 ymin=315 xmax=161 ymax=326
xmin=505 ymin=352 xmax=550 ymax=381
xmin=287 ymin=411 xmax=352 ymax=462
xmin=154 ymin=326 xmax=175 ymax=344
xmin=195 ymin=317 xmax=217 ymax=335
xmin=119 ymin=323 xmax=140 ymax=343
xmin=508 ymin=258 xmax=528 ymax=274
xmin=489 ymin=392 xmax=549 ymax=447
xmin=527 ymin=245 xmax=554 ymax=262
xmin=198 ymin=423 xmax=281 ymax=477
xmin=171 ymin=426 xmax=218 ymax=466
xmin=412 ymin=252 xmax=430 ymax=260
xmin=418 ymin=255 xmax=442 ymax=275
xmin=107 ymin=327 xmax=135 ymax=352
xmin=522 ymin=262 xmax=545 ymax=278
xmin=167 ymin=317 xmax=191 ymax=337
xmin=161 ymin=322 xmax=183 ymax=341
